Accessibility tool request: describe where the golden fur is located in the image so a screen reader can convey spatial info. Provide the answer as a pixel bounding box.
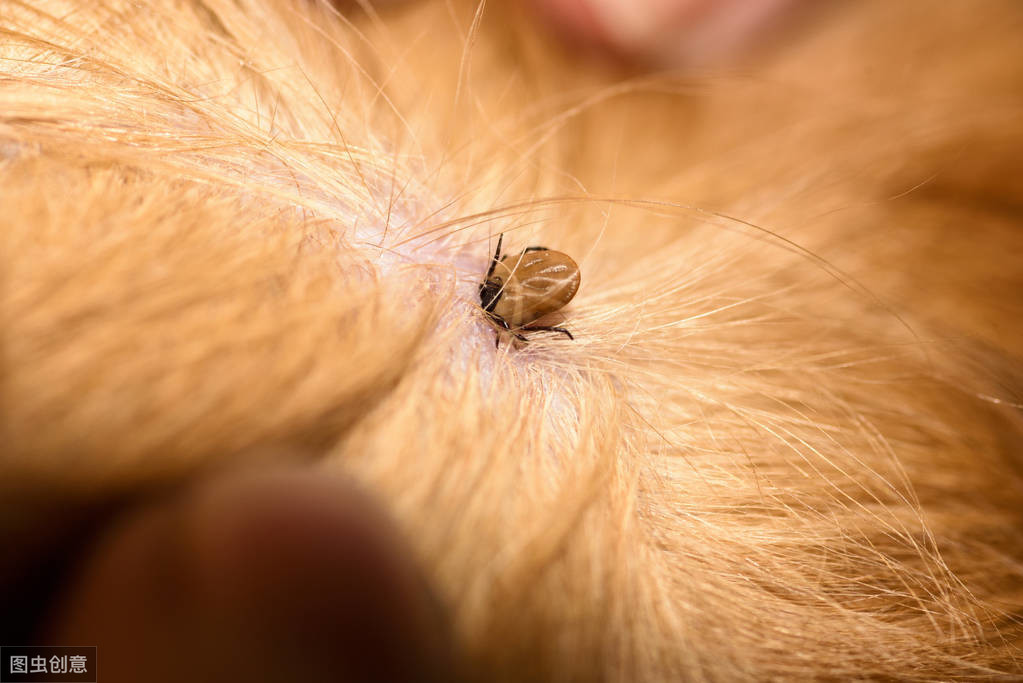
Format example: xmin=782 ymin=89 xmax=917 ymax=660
xmin=2 ymin=0 xmax=1023 ymax=679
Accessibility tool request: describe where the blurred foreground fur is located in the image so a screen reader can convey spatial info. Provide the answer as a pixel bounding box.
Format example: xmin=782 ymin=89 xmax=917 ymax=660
xmin=2 ymin=0 xmax=1023 ymax=679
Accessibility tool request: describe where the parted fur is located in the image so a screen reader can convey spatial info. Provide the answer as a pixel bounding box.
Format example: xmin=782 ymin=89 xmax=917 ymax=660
xmin=2 ymin=0 xmax=1023 ymax=680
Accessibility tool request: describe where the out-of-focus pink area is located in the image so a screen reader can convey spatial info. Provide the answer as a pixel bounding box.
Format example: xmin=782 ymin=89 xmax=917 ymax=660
xmin=530 ymin=0 xmax=809 ymax=65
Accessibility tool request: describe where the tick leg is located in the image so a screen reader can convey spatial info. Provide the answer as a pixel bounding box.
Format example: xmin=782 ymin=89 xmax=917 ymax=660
xmin=521 ymin=325 xmax=574 ymax=340
xmin=485 ymin=233 xmax=504 ymax=282
xmin=493 ymin=316 xmax=529 ymax=347
xmin=507 ymin=322 xmax=529 ymax=343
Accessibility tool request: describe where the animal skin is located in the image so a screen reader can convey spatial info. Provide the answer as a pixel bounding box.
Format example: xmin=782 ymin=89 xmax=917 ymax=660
xmin=1 ymin=1 xmax=1022 ymax=680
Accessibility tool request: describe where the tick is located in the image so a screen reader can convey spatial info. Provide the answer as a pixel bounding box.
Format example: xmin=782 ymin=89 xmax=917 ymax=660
xmin=479 ymin=233 xmax=580 ymax=346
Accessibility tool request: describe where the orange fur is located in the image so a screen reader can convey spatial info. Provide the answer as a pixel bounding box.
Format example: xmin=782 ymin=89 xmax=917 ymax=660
xmin=2 ymin=0 xmax=1022 ymax=679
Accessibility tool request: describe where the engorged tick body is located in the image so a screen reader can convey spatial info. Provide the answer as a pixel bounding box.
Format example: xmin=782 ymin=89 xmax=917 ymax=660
xmin=479 ymin=233 xmax=580 ymax=345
